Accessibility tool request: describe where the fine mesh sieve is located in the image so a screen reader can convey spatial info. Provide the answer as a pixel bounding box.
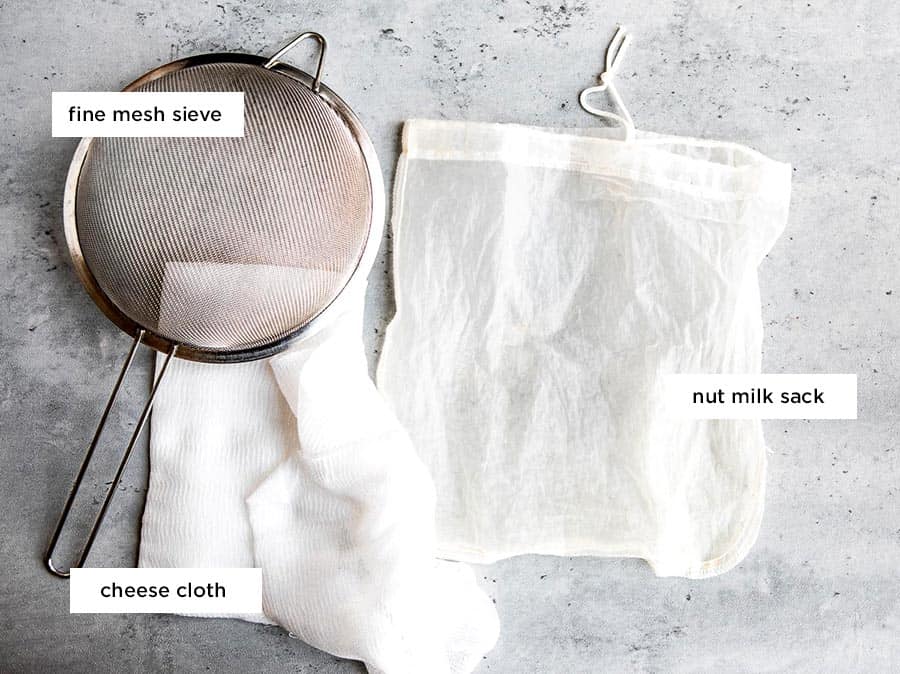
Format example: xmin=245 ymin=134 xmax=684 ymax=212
xmin=46 ymin=32 xmax=384 ymax=576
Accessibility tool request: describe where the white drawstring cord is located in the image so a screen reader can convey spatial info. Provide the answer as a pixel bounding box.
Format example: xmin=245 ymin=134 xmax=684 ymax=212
xmin=579 ymin=25 xmax=636 ymax=141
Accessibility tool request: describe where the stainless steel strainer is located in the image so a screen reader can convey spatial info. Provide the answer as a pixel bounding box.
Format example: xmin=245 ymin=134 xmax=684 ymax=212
xmin=46 ymin=32 xmax=384 ymax=577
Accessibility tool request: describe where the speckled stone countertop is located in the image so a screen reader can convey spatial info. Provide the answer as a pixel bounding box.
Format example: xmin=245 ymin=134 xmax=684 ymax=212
xmin=1 ymin=1 xmax=897 ymax=671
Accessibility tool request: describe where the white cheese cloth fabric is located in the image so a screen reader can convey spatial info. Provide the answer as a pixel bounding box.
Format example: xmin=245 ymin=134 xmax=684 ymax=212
xmin=377 ymin=119 xmax=791 ymax=578
xmin=139 ymin=282 xmax=499 ymax=673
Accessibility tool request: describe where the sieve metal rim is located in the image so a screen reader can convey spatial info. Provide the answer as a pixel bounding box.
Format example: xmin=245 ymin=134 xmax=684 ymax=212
xmin=62 ymin=52 xmax=385 ymax=364
xmin=46 ymin=33 xmax=384 ymax=582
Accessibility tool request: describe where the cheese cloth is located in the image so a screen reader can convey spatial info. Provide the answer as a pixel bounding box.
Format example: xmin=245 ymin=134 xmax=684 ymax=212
xmin=377 ymin=119 xmax=791 ymax=578
xmin=139 ymin=273 xmax=499 ymax=673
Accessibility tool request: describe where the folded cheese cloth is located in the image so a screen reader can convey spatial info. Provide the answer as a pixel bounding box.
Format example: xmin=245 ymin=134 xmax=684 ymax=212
xmin=139 ymin=262 xmax=499 ymax=673
xmin=377 ymin=112 xmax=791 ymax=578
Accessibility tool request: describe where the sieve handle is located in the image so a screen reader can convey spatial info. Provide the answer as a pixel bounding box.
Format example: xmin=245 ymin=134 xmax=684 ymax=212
xmin=44 ymin=332 xmax=177 ymax=578
xmin=264 ymin=31 xmax=327 ymax=93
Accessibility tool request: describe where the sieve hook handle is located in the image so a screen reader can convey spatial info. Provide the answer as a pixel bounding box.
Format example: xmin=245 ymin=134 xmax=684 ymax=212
xmin=264 ymin=31 xmax=327 ymax=93
xmin=44 ymin=331 xmax=177 ymax=578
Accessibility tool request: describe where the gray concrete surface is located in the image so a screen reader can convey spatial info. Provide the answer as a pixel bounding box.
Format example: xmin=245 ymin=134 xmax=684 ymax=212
xmin=1 ymin=0 xmax=897 ymax=671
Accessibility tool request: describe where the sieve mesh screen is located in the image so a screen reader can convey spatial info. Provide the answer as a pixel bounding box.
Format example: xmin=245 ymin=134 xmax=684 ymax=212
xmin=75 ymin=62 xmax=372 ymax=351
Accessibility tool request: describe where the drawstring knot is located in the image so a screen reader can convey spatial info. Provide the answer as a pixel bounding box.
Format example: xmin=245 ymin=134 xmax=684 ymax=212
xmin=579 ymin=25 xmax=636 ymax=141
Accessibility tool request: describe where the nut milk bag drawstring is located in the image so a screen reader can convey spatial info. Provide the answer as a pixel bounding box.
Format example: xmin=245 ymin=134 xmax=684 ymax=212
xmin=579 ymin=25 xmax=636 ymax=140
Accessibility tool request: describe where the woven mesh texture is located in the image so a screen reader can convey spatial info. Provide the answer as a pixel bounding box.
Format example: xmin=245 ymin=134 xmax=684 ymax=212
xmin=75 ymin=62 xmax=372 ymax=351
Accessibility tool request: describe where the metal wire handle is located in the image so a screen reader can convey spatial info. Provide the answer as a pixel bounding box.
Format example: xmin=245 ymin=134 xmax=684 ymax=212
xmin=264 ymin=31 xmax=327 ymax=92
xmin=44 ymin=332 xmax=177 ymax=577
